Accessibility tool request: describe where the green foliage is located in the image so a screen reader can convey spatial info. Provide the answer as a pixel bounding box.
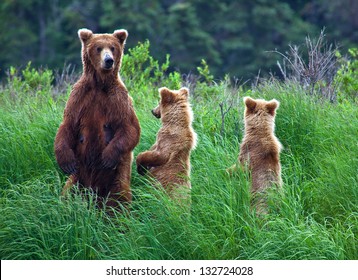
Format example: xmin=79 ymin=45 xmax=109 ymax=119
xmin=1 ymin=0 xmax=357 ymax=81
xmin=5 ymin=62 xmax=53 ymax=97
xmin=197 ymin=59 xmax=214 ymax=84
xmin=122 ymin=41 xmax=171 ymax=88
xmin=0 ymin=47 xmax=357 ymax=260
xmin=335 ymin=48 xmax=358 ymax=102
xmin=121 ymin=41 xmax=181 ymax=94
xmin=121 ymin=41 xmax=181 ymax=108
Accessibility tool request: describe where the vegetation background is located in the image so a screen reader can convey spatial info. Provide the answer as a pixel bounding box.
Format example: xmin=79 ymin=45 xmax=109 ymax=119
xmin=0 ymin=0 xmax=357 ymax=260
xmin=0 ymin=0 xmax=358 ymax=80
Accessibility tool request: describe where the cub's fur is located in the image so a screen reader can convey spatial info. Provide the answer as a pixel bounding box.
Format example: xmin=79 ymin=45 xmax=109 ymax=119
xmin=136 ymin=87 xmax=197 ymax=202
xmin=231 ymin=96 xmax=282 ymax=213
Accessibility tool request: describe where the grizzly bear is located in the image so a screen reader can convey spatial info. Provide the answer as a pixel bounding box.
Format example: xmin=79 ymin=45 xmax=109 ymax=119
xmin=230 ymin=96 xmax=282 ymax=213
xmin=136 ymin=87 xmax=197 ymax=201
xmin=54 ymin=28 xmax=140 ymax=209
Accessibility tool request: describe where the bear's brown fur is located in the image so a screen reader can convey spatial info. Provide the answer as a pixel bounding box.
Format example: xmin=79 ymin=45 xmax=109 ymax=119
xmin=232 ymin=96 xmax=282 ymax=213
xmin=54 ymin=28 xmax=140 ymax=208
xmin=136 ymin=87 xmax=197 ymax=200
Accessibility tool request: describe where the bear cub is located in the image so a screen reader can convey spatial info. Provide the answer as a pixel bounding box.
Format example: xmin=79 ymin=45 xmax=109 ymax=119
xmin=54 ymin=28 xmax=140 ymax=209
xmin=232 ymin=97 xmax=282 ymax=213
xmin=136 ymin=87 xmax=197 ymax=201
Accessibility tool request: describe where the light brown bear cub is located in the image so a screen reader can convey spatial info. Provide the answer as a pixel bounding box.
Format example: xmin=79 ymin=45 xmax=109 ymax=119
xmin=232 ymin=97 xmax=282 ymax=212
xmin=136 ymin=87 xmax=197 ymax=201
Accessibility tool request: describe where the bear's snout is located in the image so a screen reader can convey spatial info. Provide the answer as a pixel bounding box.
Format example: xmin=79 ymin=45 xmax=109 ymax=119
xmin=151 ymin=109 xmax=161 ymax=119
xmin=104 ymin=53 xmax=114 ymax=69
xmin=151 ymin=105 xmax=161 ymax=118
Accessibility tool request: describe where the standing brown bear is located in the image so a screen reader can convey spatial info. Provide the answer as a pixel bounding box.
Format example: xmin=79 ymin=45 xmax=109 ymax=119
xmin=54 ymin=28 xmax=140 ymax=208
xmin=136 ymin=87 xmax=197 ymax=201
xmin=229 ymin=97 xmax=282 ymax=213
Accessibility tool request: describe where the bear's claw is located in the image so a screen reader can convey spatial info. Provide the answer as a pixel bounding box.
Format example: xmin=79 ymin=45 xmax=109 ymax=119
xmin=101 ymin=157 xmax=118 ymax=169
xmin=61 ymin=162 xmax=77 ymax=175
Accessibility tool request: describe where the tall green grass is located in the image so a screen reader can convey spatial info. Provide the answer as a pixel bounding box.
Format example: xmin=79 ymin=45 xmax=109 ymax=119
xmin=0 ymin=54 xmax=357 ymax=260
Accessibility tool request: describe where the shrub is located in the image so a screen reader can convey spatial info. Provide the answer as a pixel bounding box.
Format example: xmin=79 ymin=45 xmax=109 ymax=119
xmin=5 ymin=62 xmax=53 ymax=98
xmin=122 ymin=40 xmax=181 ymax=92
xmin=334 ymin=48 xmax=358 ymax=103
xmin=274 ymin=30 xmax=339 ymax=101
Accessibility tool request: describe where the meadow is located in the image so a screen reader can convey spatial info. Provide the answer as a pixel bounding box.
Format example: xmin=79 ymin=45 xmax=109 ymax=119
xmin=0 ymin=43 xmax=357 ymax=260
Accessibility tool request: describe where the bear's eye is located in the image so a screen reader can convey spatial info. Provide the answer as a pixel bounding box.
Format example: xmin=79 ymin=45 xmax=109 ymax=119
xmin=96 ymin=47 xmax=102 ymax=53
xmin=110 ymin=46 xmax=115 ymax=52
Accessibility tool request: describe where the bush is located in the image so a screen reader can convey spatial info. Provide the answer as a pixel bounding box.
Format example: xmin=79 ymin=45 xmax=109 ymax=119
xmin=274 ymin=30 xmax=339 ymax=101
xmin=122 ymin=40 xmax=181 ymax=96
xmin=334 ymin=48 xmax=358 ymax=103
xmin=5 ymin=62 xmax=53 ymax=98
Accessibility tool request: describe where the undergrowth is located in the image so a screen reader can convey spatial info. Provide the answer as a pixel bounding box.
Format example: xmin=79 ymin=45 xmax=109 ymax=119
xmin=0 ymin=42 xmax=357 ymax=260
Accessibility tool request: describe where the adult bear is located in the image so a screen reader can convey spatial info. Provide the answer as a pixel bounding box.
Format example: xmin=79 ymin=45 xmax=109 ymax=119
xmin=54 ymin=28 xmax=140 ymax=209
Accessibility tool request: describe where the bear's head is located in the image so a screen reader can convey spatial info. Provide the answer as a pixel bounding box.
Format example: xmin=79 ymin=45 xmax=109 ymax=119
xmin=243 ymin=96 xmax=279 ymax=128
xmin=78 ymin=28 xmax=128 ymax=74
xmin=151 ymin=87 xmax=190 ymax=119
xmin=244 ymin=96 xmax=279 ymax=117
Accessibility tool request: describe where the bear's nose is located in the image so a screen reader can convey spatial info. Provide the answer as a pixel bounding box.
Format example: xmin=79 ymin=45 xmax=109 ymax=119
xmin=104 ymin=55 xmax=114 ymax=69
xmin=151 ymin=109 xmax=161 ymax=119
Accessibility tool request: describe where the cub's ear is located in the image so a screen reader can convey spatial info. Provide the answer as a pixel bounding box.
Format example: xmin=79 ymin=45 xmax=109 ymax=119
xmin=113 ymin=29 xmax=128 ymax=45
xmin=159 ymin=87 xmax=174 ymax=104
xmin=78 ymin=28 xmax=93 ymax=44
xmin=243 ymin=96 xmax=256 ymax=111
xmin=266 ymin=99 xmax=280 ymax=116
xmin=179 ymin=87 xmax=189 ymax=98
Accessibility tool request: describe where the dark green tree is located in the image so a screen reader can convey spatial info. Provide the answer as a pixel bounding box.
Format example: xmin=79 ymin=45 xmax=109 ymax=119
xmin=194 ymin=0 xmax=316 ymax=78
xmin=0 ymin=0 xmax=355 ymax=81
xmin=0 ymin=0 xmax=39 ymax=71
xmin=164 ymin=2 xmax=220 ymax=73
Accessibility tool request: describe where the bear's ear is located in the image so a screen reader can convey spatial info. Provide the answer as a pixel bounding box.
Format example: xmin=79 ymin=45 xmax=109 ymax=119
xmin=113 ymin=29 xmax=128 ymax=45
xmin=78 ymin=28 xmax=93 ymax=44
xmin=266 ymin=99 xmax=280 ymax=116
xmin=244 ymin=96 xmax=257 ymax=112
xmin=159 ymin=87 xmax=174 ymax=104
xmin=179 ymin=87 xmax=189 ymax=99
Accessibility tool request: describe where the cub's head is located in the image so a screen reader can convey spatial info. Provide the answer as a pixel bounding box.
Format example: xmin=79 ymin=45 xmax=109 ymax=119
xmin=152 ymin=87 xmax=190 ymax=119
xmin=243 ymin=96 xmax=279 ymax=123
xmin=78 ymin=28 xmax=128 ymax=73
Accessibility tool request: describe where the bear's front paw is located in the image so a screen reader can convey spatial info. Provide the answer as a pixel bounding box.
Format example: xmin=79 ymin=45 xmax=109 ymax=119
xmin=137 ymin=164 xmax=148 ymax=176
xmin=60 ymin=161 xmax=77 ymax=175
xmin=101 ymin=149 xmax=119 ymax=169
xmin=56 ymin=148 xmax=77 ymax=175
